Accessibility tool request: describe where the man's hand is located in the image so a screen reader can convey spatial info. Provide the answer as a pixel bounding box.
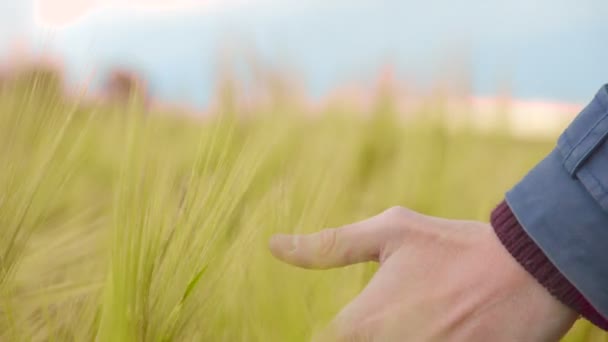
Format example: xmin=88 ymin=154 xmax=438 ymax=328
xmin=269 ymin=206 xmax=577 ymax=341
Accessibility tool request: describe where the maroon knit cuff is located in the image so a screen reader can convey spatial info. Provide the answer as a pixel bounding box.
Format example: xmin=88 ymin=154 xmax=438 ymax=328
xmin=491 ymin=200 xmax=608 ymax=331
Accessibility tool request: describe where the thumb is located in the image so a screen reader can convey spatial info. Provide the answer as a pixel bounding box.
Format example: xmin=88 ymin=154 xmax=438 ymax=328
xmin=269 ymin=209 xmax=404 ymax=269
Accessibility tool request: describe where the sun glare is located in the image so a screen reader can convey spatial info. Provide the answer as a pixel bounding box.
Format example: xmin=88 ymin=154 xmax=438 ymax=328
xmin=34 ymin=0 xmax=233 ymax=28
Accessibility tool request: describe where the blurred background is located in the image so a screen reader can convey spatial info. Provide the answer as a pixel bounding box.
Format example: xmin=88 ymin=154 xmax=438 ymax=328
xmin=2 ymin=0 xmax=607 ymax=112
xmin=1 ymin=1 xmax=608 ymax=341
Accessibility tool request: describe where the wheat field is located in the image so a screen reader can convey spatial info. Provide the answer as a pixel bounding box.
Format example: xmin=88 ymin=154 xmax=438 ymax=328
xmin=0 ymin=69 xmax=604 ymax=341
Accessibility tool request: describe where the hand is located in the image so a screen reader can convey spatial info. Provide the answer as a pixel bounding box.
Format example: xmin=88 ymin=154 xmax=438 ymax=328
xmin=269 ymin=206 xmax=577 ymax=341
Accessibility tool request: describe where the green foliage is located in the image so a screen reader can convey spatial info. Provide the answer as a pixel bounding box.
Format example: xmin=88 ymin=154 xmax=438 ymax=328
xmin=0 ymin=75 xmax=604 ymax=341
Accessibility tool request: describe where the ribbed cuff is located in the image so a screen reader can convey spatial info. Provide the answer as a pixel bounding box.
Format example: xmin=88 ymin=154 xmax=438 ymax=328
xmin=491 ymin=200 xmax=608 ymax=331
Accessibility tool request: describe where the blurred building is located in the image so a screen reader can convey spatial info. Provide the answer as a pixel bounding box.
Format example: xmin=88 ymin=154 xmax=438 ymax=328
xmin=103 ymin=69 xmax=148 ymax=105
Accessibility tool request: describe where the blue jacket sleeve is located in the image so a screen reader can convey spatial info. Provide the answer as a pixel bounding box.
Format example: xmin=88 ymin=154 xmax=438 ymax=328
xmin=506 ymin=84 xmax=608 ymax=318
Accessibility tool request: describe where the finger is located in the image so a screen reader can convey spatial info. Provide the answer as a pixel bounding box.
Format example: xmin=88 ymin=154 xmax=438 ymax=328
xmin=269 ymin=210 xmax=401 ymax=269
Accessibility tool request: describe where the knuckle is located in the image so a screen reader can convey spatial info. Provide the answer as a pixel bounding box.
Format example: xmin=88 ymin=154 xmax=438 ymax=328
xmin=381 ymin=206 xmax=430 ymax=240
xmin=317 ymin=228 xmax=339 ymax=257
xmin=383 ymin=205 xmax=411 ymax=218
xmin=382 ymin=206 xmax=415 ymax=227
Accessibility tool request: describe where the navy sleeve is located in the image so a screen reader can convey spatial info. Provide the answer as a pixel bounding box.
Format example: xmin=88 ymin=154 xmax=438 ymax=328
xmin=504 ymin=84 xmax=608 ymax=321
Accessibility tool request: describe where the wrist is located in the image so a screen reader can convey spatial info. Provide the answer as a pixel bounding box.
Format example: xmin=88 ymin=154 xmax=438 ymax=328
xmin=491 ymin=200 xmax=608 ymax=330
xmin=446 ymin=221 xmax=577 ymax=341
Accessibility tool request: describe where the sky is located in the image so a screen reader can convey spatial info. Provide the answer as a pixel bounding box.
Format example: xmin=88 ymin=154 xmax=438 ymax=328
xmin=1 ymin=0 xmax=607 ymax=107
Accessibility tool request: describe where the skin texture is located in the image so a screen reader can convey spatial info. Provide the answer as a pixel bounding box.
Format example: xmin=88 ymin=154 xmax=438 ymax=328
xmin=269 ymin=206 xmax=578 ymax=342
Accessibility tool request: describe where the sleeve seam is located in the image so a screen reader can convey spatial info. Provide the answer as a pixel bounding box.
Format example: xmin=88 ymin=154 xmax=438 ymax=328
xmin=563 ymin=111 xmax=608 ymax=165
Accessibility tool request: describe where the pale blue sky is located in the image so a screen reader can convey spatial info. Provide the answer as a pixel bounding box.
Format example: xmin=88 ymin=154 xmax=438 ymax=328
xmin=1 ymin=0 xmax=608 ymax=107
